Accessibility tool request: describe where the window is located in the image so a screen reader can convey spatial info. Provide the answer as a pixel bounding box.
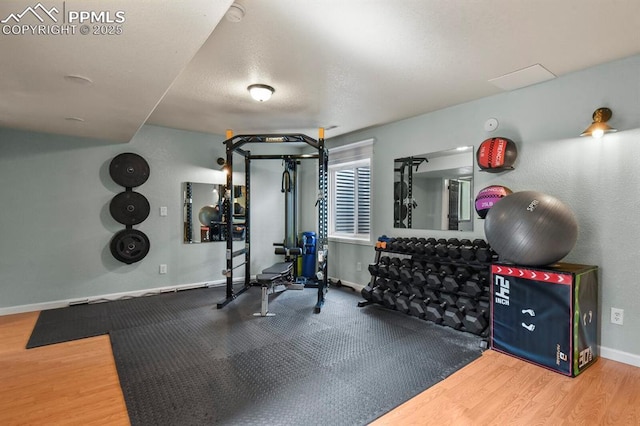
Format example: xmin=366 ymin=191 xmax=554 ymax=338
xmin=328 ymin=139 xmax=373 ymax=242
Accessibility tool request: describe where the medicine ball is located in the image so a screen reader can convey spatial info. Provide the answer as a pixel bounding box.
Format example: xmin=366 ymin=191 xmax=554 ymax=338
xmin=475 ymin=185 xmax=513 ymax=219
xmin=484 ymin=191 xmax=578 ymax=266
xmin=476 ymin=137 xmax=517 ymax=173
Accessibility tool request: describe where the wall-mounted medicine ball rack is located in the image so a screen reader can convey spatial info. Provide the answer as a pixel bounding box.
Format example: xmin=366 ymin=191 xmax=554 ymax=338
xmin=358 ymin=236 xmax=498 ymax=337
xmin=108 ymin=153 xmax=151 ymax=264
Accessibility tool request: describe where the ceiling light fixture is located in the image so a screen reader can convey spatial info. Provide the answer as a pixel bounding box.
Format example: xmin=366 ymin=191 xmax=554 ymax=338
xmin=63 ymin=75 xmax=93 ymax=84
xmin=247 ymin=84 xmax=274 ymax=102
xmin=580 ymin=107 xmax=617 ymax=138
xmin=225 ymin=3 xmax=245 ymax=22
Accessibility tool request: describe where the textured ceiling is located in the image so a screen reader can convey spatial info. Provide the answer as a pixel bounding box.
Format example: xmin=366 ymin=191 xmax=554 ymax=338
xmin=2 ymin=0 xmax=640 ymax=143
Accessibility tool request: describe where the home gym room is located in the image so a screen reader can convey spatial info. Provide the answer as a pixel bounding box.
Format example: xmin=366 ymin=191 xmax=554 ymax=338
xmin=1 ymin=1 xmax=640 ymax=425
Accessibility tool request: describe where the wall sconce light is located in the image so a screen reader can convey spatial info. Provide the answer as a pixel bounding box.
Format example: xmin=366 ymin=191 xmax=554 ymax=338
xmin=216 ymin=157 xmax=229 ymax=174
xmin=247 ymin=84 xmax=274 ymax=102
xmin=580 ymin=107 xmax=617 ymax=138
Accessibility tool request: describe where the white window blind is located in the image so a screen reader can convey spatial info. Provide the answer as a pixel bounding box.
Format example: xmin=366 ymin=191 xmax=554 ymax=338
xmin=329 ymin=139 xmax=373 ymax=242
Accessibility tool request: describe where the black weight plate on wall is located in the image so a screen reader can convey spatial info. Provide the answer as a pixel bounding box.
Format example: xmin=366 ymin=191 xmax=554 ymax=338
xmin=110 ymin=191 xmax=150 ymax=225
xmin=109 ymin=153 xmax=150 ymax=188
xmin=110 ymin=229 xmax=150 ymax=264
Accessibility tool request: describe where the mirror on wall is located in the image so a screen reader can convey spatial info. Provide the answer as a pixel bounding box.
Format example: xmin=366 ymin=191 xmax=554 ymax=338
xmin=183 ymin=182 xmax=246 ymax=243
xmin=394 ymin=146 xmax=474 ymax=231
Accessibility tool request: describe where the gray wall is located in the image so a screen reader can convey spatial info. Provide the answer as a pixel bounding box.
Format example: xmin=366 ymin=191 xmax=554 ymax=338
xmin=0 ymin=124 xmax=288 ymax=308
xmin=319 ymin=54 xmax=640 ymax=359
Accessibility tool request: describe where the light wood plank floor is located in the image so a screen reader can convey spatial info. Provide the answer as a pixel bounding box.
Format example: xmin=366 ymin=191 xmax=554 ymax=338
xmin=1 ymin=311 xmax=639 ymax=425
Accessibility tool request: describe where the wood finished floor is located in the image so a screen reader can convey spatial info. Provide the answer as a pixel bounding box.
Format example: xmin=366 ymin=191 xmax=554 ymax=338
xmin=1 ymin=311 xmax=639 ymax=425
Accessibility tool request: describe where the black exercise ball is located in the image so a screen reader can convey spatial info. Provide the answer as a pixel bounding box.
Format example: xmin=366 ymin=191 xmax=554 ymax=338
xmin=484 ymin=191 xmax=578 ymax=266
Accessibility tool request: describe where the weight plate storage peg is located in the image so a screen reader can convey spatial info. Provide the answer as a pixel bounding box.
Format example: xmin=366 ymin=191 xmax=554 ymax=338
xmin=109 ymin=152 xmax=150 ymax=188
xmin=109 ymin=191 xmax=150 ymax=225
xmin=110 ymin=229 xmax=150 ymax=264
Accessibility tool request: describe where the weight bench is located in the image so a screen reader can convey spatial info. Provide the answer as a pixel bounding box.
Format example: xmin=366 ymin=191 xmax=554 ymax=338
xmin=254 ymin=260 xmax=304 ymax=317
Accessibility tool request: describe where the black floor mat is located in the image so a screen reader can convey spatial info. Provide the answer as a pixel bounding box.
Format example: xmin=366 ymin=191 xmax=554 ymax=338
xmin=27 ymin=286 xmax=483 ymax=425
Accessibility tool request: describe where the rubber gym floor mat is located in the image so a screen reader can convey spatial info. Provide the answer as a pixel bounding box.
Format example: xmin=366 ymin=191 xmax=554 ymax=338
xmin=27 ymin=285 xmax=484 ymax=425
xmin=26 ymin=286 xmax=221 ymax=348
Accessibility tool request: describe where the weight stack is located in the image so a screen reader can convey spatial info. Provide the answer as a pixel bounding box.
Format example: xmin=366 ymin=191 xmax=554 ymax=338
xmin=108 ymin=153 xmax=151 ymax=264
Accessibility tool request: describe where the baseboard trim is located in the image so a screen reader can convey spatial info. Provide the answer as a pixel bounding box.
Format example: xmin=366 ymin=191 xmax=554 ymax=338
xmin=599 ymin=345 xmax=640 ymax=367
xmin=0 ymin=278 xmax=236 ymax=316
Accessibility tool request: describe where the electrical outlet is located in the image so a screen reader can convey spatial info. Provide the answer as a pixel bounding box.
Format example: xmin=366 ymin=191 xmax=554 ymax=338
xmin=611 ymin=307 xmax=624 ymax=325
xmin=356 ymin=262 xmax=362 ymax=272
xmin=159 ymin=264 xmax=167 ymax=274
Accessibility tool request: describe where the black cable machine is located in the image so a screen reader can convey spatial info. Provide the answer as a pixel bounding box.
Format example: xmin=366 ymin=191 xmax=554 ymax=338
xmin=217 ymin=129 xmax=330 ymax=313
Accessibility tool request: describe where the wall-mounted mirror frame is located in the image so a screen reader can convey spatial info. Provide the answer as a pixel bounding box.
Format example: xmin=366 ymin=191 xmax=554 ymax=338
xmin=394 ymin=146 xmax=474 ymax=231
xmin=183 ymin=182 xmax=246 ymax=243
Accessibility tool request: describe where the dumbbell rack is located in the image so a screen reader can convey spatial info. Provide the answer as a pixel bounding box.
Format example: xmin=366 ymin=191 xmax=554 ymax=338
xmin=358 ymin=237 xmax=497 ymax=337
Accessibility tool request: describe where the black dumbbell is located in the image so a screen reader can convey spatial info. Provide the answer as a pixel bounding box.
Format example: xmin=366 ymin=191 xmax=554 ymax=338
xmin=439 ymin=264 xmax=455 ymax=276
xmin=368 ymin=263 xmax=379 ymax=276
xmin=409 ymin=297 xmax=428 ymax=318
xmin=410 ymin=282 xmax=426 ymax=298
xmin=476 ymin=246 xmax=497 ymax=263
xmin=413 ymin=265 xmax=427 ymax=285
xmin=456 ymin=295 xmax=476 ymax=312
xmin=442 ymin=266 xmax=469 ymax=293
xmin=435 ymin=242 xmax=449 ymax=258
xmin=473 ymin=239 xmax=488 ymax=248
xmin=443 ymin=306 xmax=466 ymax=329
xmin=439 ymin=292 xmax=458 ymax=308
xmin=424 ymin=301 xmax=447 ymax=324
xmin=404 ymin=241 xmax=416 ymax=253
xmin=382 ymin=290 xmax=397 ymax=309
xmin=371 ymin=287 xmax=385 ymax=304
xmin=396 ymin=293 xmax=412 ymax=314
xmin=375 ymin=277 xmax=390 ymax=290
xmin=423 ymin=243 xmax=436 ymax=257
xmin=398 ymin=280 xmax=412 ymax=296
xmin=463 ymin=302 xmax=490 ymax=335
xmin=423 ymin=289 xmax=439 ymax=303
xmin=462 ymin=277 xmax=483 ymax=298
xmin=388 ymin=258 xmax=402 ymax=280
xmin=426 ymin=272 xmax=442 ymax=290
xmin=361 ymin=285 xmax=374 ymax=300
xmin=400 ymin=266 xmax=413 ymax=283
xmin=448 ymin=244 xmax=463 ymax=259
xmin=463 ymin=310 xmax=488 ymax=335
xmin=442 ymin=275 xmax=460 ymax=293
xmin=387 ymin=279 xmax=400 ymax=293
xmin=460 ymin=243 xmax=476 ymax=261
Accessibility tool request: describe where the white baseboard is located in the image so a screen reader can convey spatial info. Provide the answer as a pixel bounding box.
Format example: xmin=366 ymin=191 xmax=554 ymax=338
xmin=599 ymin=346 xmax=640 ymax=367
xmin=0 ymin=278 xmax=235 ymax=316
